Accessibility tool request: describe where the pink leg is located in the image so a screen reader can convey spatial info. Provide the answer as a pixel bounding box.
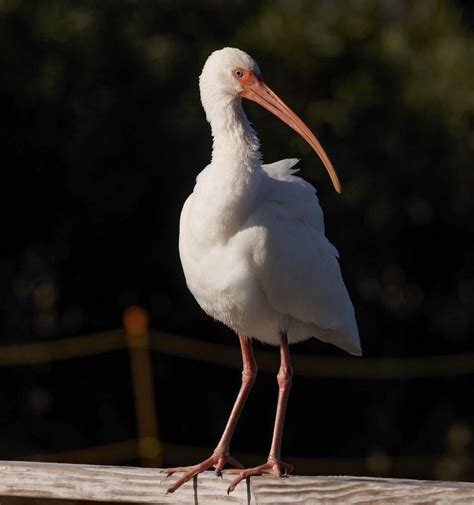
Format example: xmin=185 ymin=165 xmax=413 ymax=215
xmin=225 ymin=332 xmax=294 ymax=493
xmin=164 ymin=335 xmax=257 ymax=493
xmin=269 ymin=331 xmax=293 ymax=463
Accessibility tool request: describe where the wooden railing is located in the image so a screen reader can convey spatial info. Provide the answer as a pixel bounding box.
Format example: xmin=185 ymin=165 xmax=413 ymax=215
xmin=1 ymin=461 xmax=474 ymax=504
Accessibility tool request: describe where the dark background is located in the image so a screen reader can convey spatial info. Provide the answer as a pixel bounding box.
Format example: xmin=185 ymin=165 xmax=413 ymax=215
xmin=1 ymin=0 xmax=473 ymax=482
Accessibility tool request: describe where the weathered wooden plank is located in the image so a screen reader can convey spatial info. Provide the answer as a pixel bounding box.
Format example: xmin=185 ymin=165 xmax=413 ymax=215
xmin=2 ymin=499 xmax=116 ymax=505
xmin=251 ymin=475 xmax=474 ymax=504
xmin=1 ymin=461 xmax=474 ymax=505
xmin=0 ymin=461 xmax=252 ymax=505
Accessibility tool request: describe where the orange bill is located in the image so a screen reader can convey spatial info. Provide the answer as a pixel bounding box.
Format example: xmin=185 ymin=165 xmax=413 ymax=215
xmin=239 ymin=74 xmax=341 ymax=193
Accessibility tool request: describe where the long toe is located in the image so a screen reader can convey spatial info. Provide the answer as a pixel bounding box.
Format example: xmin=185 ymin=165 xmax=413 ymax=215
xmin=214 ymin=455 xmax=243 ymax=476
xmin=227 ymin=455 xmax=245 ymax=469
xmin=163 ymin=466 xmax=194 ymax=478
xmin=166 ymin=469 xmax=200 ymax=494
xmin=165 ymin=452 xmax=243 ymax=493
xmin=165 ymin=458 xmax=214 ymax=493
xmin=225 ymin=459 xmax=293 ymax=493
xmin=227 ymin=471 xmax=251 ymax=494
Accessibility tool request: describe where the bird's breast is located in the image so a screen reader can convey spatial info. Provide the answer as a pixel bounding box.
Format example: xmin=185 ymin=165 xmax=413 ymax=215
xmin=178 ymin=193 xmax=276 ymax=338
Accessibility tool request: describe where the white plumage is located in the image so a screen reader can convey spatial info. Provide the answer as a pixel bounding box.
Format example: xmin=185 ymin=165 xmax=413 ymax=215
xmin=179 ymin=47 xmax=361 ymax=356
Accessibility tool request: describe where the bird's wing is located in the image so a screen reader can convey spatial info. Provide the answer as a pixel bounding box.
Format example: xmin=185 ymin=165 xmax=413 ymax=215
xmin=248 ymin=163 xmax=359 ymax=353
xmin=261 ymin=158 xmax=333 ymax=248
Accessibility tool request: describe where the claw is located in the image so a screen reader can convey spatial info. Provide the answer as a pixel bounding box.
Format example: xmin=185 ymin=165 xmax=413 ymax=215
xmin=164 ymin=452 xmax=244 ymax=493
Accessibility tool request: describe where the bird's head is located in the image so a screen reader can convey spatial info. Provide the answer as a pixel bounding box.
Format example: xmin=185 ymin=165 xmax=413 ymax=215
xmin=199 ymin=47 xmax=341 ymax=193
xmin=200 ymin=47 xmax=262 ymax=102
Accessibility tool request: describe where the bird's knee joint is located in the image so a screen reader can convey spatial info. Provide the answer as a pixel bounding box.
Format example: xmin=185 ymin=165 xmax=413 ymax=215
xmin=277 ymin=366 xmax=293 ymax=389
xmin=277 ymin=364 xmax=293 ymax=379
xmin=242 ymin=366 xmax=258 ymax=385
xmin=277 ymin=376 xmax=292 ymax=390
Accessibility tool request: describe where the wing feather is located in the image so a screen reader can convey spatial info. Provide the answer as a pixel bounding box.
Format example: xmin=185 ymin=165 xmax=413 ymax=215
xmin=250 ymin=159 xmax=360 ymax=354
xmin=262 ymin=158 xmax=329 ymax=238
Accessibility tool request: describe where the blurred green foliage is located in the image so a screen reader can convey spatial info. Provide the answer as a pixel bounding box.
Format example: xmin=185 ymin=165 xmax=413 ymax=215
xmin=1 ymin=0 xmax=473 ymax=480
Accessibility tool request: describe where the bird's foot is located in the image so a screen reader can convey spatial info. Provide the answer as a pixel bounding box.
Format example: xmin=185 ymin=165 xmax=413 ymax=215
xmin=224 ymin=457 xmax=293 ymax=493
xmin=163 ymin=450 xmax=244 ymax=493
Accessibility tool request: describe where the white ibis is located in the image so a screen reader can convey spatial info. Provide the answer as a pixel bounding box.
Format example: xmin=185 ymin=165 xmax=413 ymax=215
xmin=165 ymin=47 xmax=361 ymax=494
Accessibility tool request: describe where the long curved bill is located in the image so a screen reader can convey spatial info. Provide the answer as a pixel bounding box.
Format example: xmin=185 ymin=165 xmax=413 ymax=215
xmin=239 ymin=77 xmax=341 ymax=193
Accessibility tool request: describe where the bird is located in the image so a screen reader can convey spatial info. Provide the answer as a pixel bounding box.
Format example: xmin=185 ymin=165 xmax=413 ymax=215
xmin=165 ymin=47 xmax=361 ymax=494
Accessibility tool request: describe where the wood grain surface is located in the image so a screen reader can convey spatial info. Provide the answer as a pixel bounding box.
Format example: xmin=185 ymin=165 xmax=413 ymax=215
xmin=1 ymin=461 xmax=474 ymax=505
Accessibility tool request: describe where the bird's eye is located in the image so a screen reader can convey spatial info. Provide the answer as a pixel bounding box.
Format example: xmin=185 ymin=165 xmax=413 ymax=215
xmin=233 ymin=69 xmax=244 ymax=78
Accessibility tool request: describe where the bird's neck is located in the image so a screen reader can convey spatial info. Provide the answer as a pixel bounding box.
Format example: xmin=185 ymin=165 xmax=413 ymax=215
xmin=210 ymin=98 xmax=262 ymax=168
xmin=190 ymin=99 xmax=263 ymax=243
